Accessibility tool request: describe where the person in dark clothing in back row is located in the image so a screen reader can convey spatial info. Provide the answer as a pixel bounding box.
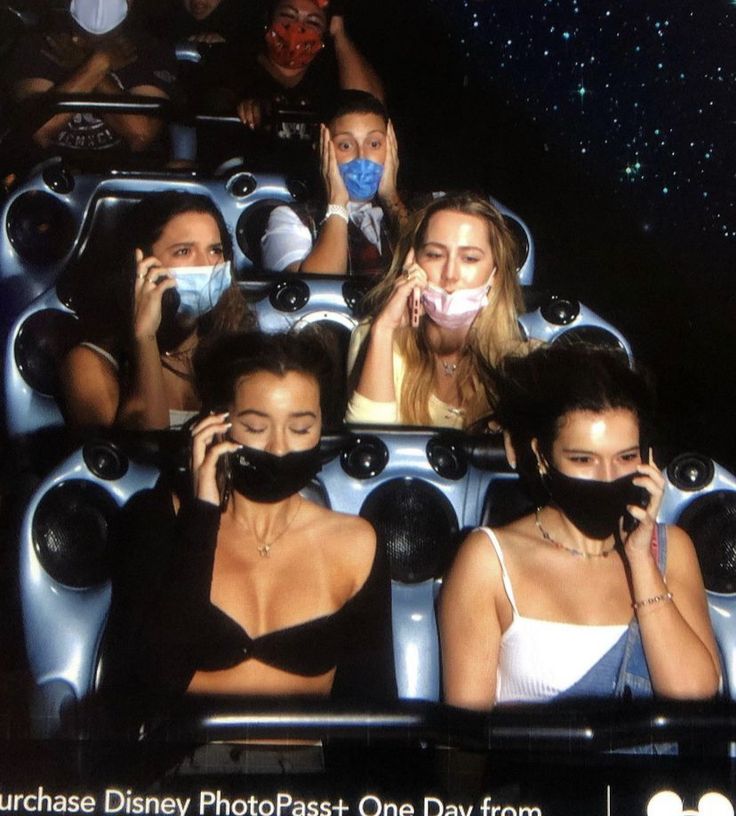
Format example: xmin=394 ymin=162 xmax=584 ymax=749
xmin=131 ymin=0 xmax=265 ymax=46
xmin=7 ymin=0 xmax=176 ymax=155
xmin=197 ymin=0 xmax=383 ymax=139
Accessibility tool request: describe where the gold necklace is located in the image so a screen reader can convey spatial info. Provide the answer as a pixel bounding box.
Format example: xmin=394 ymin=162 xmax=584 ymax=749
xmin=534 ymin=508 xmax=615 ymax=559
xmin=162 ymin=341 xmax=197 ymax=361
xmin=244 ymin=497 xmax=303 ymax=558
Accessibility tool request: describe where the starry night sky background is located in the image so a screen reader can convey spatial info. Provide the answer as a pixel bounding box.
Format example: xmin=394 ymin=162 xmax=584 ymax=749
xmin=441 ymin=0 xmax=734 ymax=247
xmin=358 ymin=0 xmax=735 ymax=466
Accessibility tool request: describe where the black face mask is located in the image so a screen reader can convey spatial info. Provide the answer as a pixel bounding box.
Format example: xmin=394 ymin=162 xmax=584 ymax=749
xmin=544 ymin=464 xmax=648 ymax=540
xmin=229 ymin=443 xmax=322 ymax=503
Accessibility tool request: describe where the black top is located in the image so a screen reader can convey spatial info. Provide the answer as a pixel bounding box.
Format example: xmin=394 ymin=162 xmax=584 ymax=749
xmin=195 ymin=39 xmax=339 ymax=120
xmin=130 ymin=0 xmax=265 ymax=46
xmin=105 ymin=481 xmax=397 ymax=713
xmin=7 ymin=29 xmax=177 ymax=153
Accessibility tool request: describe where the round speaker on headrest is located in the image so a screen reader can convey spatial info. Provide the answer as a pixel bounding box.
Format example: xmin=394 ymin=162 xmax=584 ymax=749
xmin=269 ymin=278 xmax=310 ymax=312
xmin=540 ymin=296 xmax=579 ymax=326
xmin=677 ymin=491 xmax=736 ymax=594
xmin=342 ymin=278 xmax=373 ymax=312
xmin=341 ymin=435 xmax=389 ymax=479
xmin=15 ymin=309 xmax=79 ymax=395
xmin=360 ymin=477 xmax=458 ymax=583
xmin=667 ymin=453 xmax=715 ymax=492
xmin=555 ymin=326 xmax=627 ymax=354
xmin=227 ymin=172 xmax=257 ymax=199
xmin=286 ymin=178 xmax=309 ymax=202
xmin=82 ymin=441 xmax=128 ymax=481
xmin=7 ymin=191 xmax=76 ymax=264
xmin=426 ymin=435 xmax=467 ymax=480
xmin=32 ymin=480 xmax=118 ymax=589
xmin=42 ymin=164 xmax=74 ymax=195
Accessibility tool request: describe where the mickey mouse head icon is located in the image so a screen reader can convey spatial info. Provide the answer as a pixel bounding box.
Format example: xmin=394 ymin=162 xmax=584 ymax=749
xmin=647 ymin=791 xmax=734 ymax=816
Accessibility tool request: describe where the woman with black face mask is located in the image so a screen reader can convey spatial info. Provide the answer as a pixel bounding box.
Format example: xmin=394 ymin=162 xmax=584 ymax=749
xmin=106 ymin=330 xmax=395 ymax=718
xmin=439 ymin=344 xmax=720 ymax=710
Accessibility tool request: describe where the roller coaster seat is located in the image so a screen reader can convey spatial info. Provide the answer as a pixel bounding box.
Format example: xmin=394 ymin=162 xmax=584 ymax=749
xmin=19 ymin=428 xmax=517 ymax=734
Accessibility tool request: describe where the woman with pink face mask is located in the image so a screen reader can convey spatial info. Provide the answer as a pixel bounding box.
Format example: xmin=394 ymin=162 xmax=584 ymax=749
xmin=198 ymin=0 xmax=383 ymax=131
xmin=345 ymin=193 xmax=526 ymax=429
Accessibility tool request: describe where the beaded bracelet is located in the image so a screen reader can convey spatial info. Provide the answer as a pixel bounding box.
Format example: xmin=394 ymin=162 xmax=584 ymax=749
xmin=631 ymin=591 xmax=673 ymax=611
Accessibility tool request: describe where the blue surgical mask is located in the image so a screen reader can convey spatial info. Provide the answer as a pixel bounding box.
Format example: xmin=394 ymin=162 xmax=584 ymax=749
xmin=338 ymin=158 xmax=384 ymax=202
xmin=174 ymin=261 xmax=231 ymax=319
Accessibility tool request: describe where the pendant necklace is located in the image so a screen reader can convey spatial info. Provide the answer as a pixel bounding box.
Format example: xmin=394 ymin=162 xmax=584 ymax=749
xmin=534 ymin=508 xmax=615 ymax=559
xmin=247 ymin=496 xmax=303 ymax=558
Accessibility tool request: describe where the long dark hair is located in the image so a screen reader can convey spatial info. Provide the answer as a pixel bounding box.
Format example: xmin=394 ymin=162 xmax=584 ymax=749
xmin=124 ymin=191 xmax=254 ymax=349
xmin=195 ymin=328 xmax=341 ymax=426
xmin=484 ymin=343 xmax=655 ymax=493
xmin=126 ymin=191 xmax=234 ymax=262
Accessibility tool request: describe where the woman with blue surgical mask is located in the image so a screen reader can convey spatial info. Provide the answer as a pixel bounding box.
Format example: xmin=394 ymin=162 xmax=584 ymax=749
xmin=345 ymin=193 xmax=526 ymax=429
xmin=59 ymin=192 xmax=255 ymax=430
xmin=260 ymin=90 xmax=408 ymax=278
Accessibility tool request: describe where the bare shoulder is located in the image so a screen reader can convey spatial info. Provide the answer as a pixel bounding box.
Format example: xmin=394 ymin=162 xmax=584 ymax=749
xmin=304 ymin=502 xmax=377 ymax=567
xmin=62 ymin=344 xmax=117 ymax=376
xmin=446 ymin=527 xmax=503 ymax=587
xmin=664 ymin=523 xmax=702 ymax=576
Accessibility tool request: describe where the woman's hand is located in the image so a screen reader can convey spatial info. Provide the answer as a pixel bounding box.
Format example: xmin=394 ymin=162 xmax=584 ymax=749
xmin=236 ymin=98 xmax=263 ymax=130
xmin=132 ymin=249 xmax=177 ymax=341
xmin=377 ymin=120 xmax=399 ymax=202
xmin=375 ymin=249 xmax=427 ymax=332
xmin=320 ymin=124 xmax=349 ymax=207
xmin=623 ymin=451 xmax=666 ymax=558
xmin=190 ymin=412 xmax=242 ymax=506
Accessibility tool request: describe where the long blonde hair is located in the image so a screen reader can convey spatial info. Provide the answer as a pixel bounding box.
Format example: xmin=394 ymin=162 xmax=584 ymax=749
xmin=364 ymin=193 xmax=526 ymax=426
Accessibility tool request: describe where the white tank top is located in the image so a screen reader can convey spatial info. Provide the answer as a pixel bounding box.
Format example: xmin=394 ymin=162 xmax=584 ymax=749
xmin=478 ymin=527 xmax=628 ymax=704
xmin=79 ymin=341 xmax=119 ymax=370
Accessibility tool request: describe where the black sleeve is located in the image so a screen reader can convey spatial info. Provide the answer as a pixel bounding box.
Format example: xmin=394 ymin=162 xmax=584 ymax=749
xmin=115 ymin=38 xmax=178 ymax=94
xmin=104 ymin=481 xmax=221 ymax=711
xmin=331 ymin=544 xmax=398 ymax=704
xmin=6 ymin=33 xmax=64 ymax=87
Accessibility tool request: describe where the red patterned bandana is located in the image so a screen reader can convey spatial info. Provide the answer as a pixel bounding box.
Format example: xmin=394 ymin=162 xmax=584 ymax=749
xmin=265 ymin=21 xmax=324 ymax=69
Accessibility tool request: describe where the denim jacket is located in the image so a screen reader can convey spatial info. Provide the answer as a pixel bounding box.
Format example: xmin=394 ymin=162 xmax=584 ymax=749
xmin=556 ymin=524 xmax=668 ymax=701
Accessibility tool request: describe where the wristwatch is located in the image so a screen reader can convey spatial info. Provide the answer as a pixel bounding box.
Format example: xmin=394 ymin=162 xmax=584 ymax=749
xmin=323 ymin=204 xmax=349 ymax=224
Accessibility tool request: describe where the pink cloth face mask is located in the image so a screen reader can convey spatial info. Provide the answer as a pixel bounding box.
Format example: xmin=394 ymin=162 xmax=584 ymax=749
xmin=421 ymin=271 xmax=495 ymax=330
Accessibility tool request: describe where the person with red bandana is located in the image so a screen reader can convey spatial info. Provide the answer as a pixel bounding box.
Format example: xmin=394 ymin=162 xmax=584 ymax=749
xmin=197 ymin=0 xmax=383 ymax=138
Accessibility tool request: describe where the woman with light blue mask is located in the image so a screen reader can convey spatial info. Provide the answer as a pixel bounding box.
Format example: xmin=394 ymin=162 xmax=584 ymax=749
xmin=59 ymin=192 xmax=255 ymax=430
xmin=260 ymin=90 xmax=409 ymax=278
